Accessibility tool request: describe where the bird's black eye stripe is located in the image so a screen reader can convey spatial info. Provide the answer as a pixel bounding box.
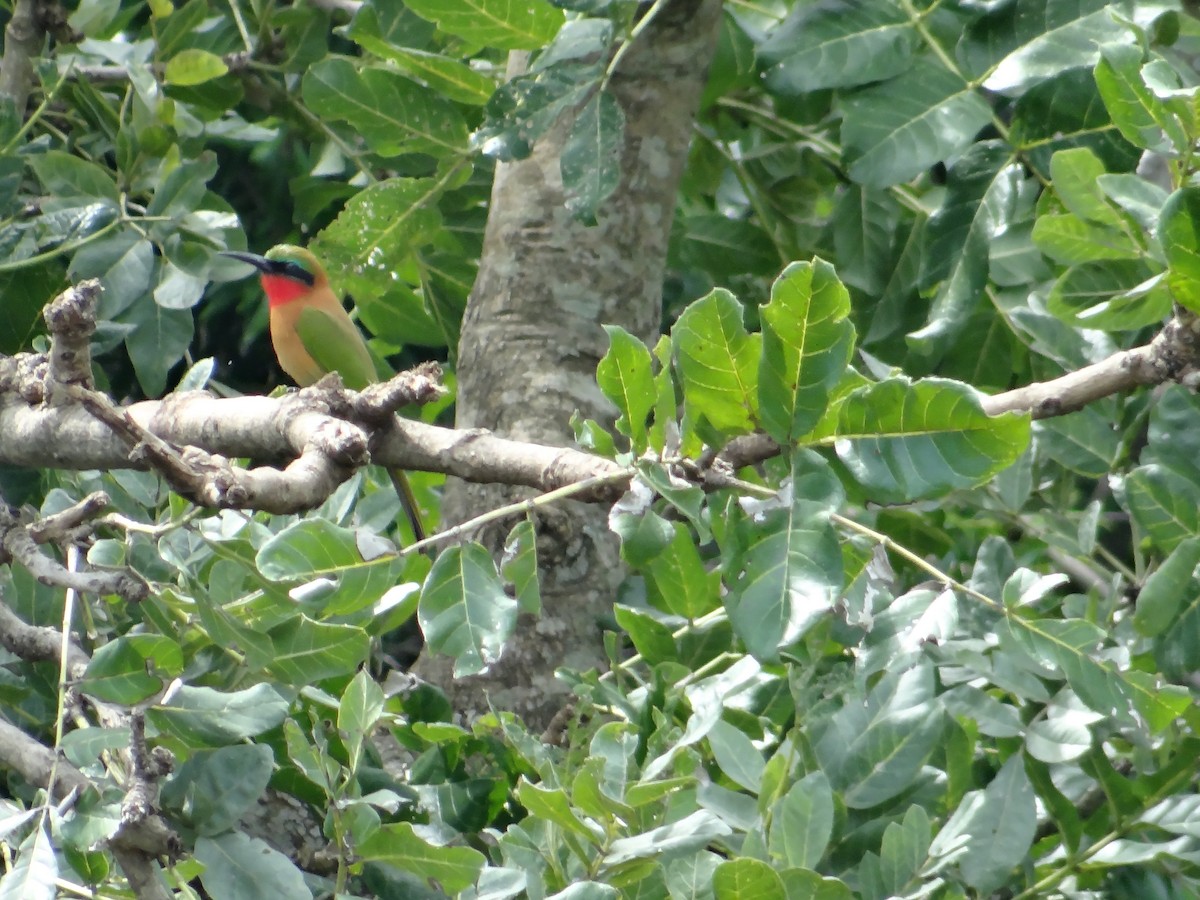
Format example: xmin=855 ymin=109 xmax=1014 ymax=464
xmin=278 ymin=261 xmax=315 ymax=285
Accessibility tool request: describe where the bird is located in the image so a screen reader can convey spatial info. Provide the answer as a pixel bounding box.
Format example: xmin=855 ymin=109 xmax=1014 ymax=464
xmin=222 ymin=244 xmax=426 ymax=542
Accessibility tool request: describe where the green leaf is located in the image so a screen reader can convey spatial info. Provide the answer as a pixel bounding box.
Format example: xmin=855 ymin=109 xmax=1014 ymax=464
xmin=644 ymin=523 xmax=719 ymax=619
xmin=164 ymin=48 xmax=229 ymax=86
xmin=712 ymin=858 xmax=786 ymax=900
xmin=613 ymin=605 xmax=676 ymax=665
xmin=1046 ymin=262 xmax=1170 ymax=331
xmin=758 ymin=259 xmax=854 ymax=445
xmin=724 ymin=450 xmax=844 ymax=661
xmin=1126 ymin=463 xmax=1200 ymax=553
xmin=833 ymin=377 xmax=1030 ymax=503
xmin=194 ymin=832 xmax=310 ymax=900
xmin=341 ymin=10 xmax=496 ymax=104
xmin=1031 ymin=213 xmax=1141 ymax=264
xmin=816 ymin=666 xmax=944 ymax=809
xmin=70 ymin=232 xmax=154 ymax=319
xmin=840 ymin=60 xmax=993 ymax=188
xmin=707 ymin=718 xmax=765 ymax=792
xmin=502 ymin=519 xmax=541 ymax=615
xmin=161 ymin=745 xmax=274 ymax=835
xmin=303 ymin=59 xmax=469 ymax=157
xmin=603 ymin=811 xmax=732 ymax=866
xmin=1095 ymin=41 xmax=1188 ymax=153
xmin=339 ymin=669 xmax=385 ymax=767
xmin=1008 ymin=66 xmax=1137 ymax=176
xmin=120 ymin=288 xmax=195 ymax=394
xmin=677 ymin=214 xmax=780 ymax=278
xmin=0 ymin=264 xmax=64 ymax=354
xmin=767 ymin=771 xmax=834 ymax=870
xmin=419 ymin=542 xmax=518 ymax=677
xmin=1125 ymin=671 xmax=1191 ymax=735
xmin=876 ymin=806 xmax=932 ymax=896
xmin=957 ymin=755 xmax=1036 ymax=894
xmin=759 ymin=1 xmax=915 ymax=94
xmin=358 ymin=822 xmax=485 ymax=893
xmin=982 ymin=6 xmax=1126 ymax=94
xmin=1001 ymin=618 xmax=1131 ymax=719
xmin=562 ymin=90 xmax=623 ymax=223
xmin=910 ymin=142 xmax=1019 ymax=354
xmin=28 ymin=150 xmax=118 ymax=203
xmin=1049 ymin=147 xmax=1124 ymax=227
xmin=1 ymin=822 xmax=56 ymax=900
xmin=1133 ymin=537 xmax=1200 ymax=637
xmin=404 ymin=0 xmax=563 ymax=49
xmin=148 ymin=684 xmax=290 ymax=746
xmin=673 ymin=288 xmax=760 ymax=437
xmin=81 ymin=634 xmax=184 ymax=704
xmin=265 ymin=617 xmax=371 ymax=684
xmin=257 ymin=519 xmax=406 ymax=618
xmin=517 ymin=780 xmax=602 ymax=843
xmin=1036 ymin=409 xmax=1120 ymax=478
xmin=597 ymin=325 xmax=654 ymax=448
xmin=1160 ymin=187 xmax=1200 ymax=313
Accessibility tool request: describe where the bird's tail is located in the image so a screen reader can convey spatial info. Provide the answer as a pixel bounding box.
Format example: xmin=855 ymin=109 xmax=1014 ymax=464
xmin=386 ymin=468 xmax=426 ymax=544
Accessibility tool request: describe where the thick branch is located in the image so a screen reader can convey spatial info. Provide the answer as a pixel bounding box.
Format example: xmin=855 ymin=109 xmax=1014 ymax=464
xmin=980 ymin=314 xmax=1200 ymax=417
xmin=0 ymin=0 xmax=42 ymax=113
xmin=0 ymin=391 xmax=626 ymax=496
xmin=720 ymin=314 xmax=1200 ymax=471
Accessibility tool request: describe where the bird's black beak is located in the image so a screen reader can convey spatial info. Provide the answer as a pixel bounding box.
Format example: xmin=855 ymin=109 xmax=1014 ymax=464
xmin=221 ymin=250 xmax=273 ymax=273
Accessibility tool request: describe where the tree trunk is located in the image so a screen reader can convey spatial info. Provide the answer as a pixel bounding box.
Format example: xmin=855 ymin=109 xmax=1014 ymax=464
xmin=416 ymin=0 xmax=724 ymax=730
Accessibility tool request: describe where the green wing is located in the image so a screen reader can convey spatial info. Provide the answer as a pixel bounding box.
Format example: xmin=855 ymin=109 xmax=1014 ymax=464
xmin=295 ymin=306 xmax=379 ymax=391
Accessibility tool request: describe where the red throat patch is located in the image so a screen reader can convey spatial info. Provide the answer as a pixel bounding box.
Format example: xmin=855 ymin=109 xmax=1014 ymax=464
xmin=261 ymin=274 xmax=309 ymax=308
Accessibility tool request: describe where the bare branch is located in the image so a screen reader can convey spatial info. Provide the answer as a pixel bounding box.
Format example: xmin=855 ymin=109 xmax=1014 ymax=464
xmin=0 ymin=506 xmax=149 ymax=602
xmin=42 ymin=279 xmax=100 ymax=393
xmin=981 ymin=313 xmax=1200 ymax=417
xmin=0 ymin=0 xmax=42 ymax=113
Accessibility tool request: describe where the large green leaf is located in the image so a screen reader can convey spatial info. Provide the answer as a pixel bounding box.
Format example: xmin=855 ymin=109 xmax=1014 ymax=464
xmin=403 ymin=0 xmax=563 ymax=50
xmin=1159 ymin=187 xmax=1200 ymax=313
xmin=831 ymin=377 xmax=1030 ymax=503
xmin=1046 ymin=261 xmax=1169 ymax=331
xmin=1095 ymin=41 xmax=1188 ymax=153
xmin=1126 ymin=463 xmax=1200 ymax=553
xmin=644 ymin=523 xmax=719 ymax=619
xmin=562 ymin=90 xmax=623 ymax=223
xmin=598 ymin=325 xmax=654 ymax=448
xmin=418 ymin=542 xmax=518 ymax=677
xmin=194 ymin=833 xmax=309 ymax=900
xmin=81 ymin=635 xmax=184 ymax=704
xmin=672 ymin=288 xmax=760 ymax=439
xmin=341 ymin=8 xmax=496 ymax=104
xmin=981 ymin=5 xmax=1127 ymax=94
xmin=161 ymin=745 xmax=274 ymax=836
xmin=757 ymin=259 xmax=854 ymax=445
xmin=148 ymin=684 xmax=290 ymax=746
xmin=956 ymin=755 xmax=1036 ymax=893
xmin=767 ymin=771 xmax=834 ymax=870
xmin=910 ymin=142 xmax=1020 ymax=354
xmin=813 ymin=665 xmax=943 ymax=809
xmin=257 ymin=519 xmax=407 ymax=618
xmin=1009 ymin=68 xmax=1140 ymax=177
xmin=303 ymin=59 xmax=468 ymax=157
xmin=840 ymin=60 xmax=993 ymax=188
xmin=358 ymin=822 xmax=486 ymax=892
xmin=723 ymin=450 xmax=844 ymax=661
xmin=758 ymin=0 xmax=916 ymax=94
xmin=264 ymin=617 xmax=372 ymax=684
xmin=1133 ymin=537 xmax=1200 ymax=640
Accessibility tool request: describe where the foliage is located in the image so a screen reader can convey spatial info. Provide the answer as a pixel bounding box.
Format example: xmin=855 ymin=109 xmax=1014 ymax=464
xmin=2 ymin=0 xmax=1200 ymax=899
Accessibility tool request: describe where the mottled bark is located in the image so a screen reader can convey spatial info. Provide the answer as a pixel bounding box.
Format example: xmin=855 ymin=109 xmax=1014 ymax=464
xmin=420 ymin=1 xmax=725 ymax=730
